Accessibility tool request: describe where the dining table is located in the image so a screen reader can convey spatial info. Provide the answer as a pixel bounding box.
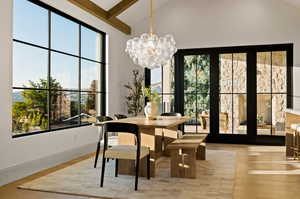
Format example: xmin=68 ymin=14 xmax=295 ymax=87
xmin=94 ymin=116 xmax=191 ymax=177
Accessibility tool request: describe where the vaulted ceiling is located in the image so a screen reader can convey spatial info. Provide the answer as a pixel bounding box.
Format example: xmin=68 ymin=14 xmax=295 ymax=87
xmin=68 ymin=0 xmax=299 ymax=35
xmin=91 ymin=0 xmax=171 ymax=25
xmin=67 ymin=0 xmax=171 ymax=35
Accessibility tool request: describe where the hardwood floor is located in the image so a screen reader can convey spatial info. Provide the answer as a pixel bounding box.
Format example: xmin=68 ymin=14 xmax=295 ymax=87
xmin=0 ymin=144 xmax=299 ymax=199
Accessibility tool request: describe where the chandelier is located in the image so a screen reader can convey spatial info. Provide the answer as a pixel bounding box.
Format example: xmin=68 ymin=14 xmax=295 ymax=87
xmin=125 ymin=0 xmax=177 ymax=69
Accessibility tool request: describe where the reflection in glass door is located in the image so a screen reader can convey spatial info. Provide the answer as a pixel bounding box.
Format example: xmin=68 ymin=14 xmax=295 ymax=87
xmin=257 ymin=51 xmax=287 ymax=136
xmin=219 ymin=53 xmax=247 ymax=134
xmin=183 ymin=55 xmax=210 ymax=133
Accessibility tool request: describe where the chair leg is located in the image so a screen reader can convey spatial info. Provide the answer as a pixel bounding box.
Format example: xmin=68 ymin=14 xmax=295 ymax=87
xmin=162 ymin=130 xmax=165 ymax=151
xmin=135 ymin=158 xmax=140 ymax=191
xmin=115 ymin=159 xmax=119 ymax=177
xmin=100 ymin=157 xmax=106 ymax=187
xmin=94 ymin=142 xmax=101 ymax=168
xmin=147 ymin=154 xmax=150 ymax=180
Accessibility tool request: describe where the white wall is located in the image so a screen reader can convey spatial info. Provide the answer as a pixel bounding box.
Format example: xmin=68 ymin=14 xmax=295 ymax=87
xmin=133 ymin=0 xmax=300 ymax=109
xmin=0 ymin=0 xmax=135 ymax=185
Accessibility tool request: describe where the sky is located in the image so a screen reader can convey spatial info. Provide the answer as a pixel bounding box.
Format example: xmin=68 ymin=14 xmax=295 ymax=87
xmin=13 ymin=0 xmax=102 ymax=91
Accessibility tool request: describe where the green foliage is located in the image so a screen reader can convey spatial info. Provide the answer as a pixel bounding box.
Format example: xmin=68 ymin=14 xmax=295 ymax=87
xmin=143 ymin=87 xmax=161 ymax=104
xmin=184 ymin=55 xmax=210 ymax=121
xmin=124 ymin=70 xmax=144 ymax=116
xmin=12 ymin=78 xmax=61 ymax=133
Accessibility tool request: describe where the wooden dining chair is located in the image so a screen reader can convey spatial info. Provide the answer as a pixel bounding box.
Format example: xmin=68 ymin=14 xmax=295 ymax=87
xmin=94 ymin=116 xmax=114 ymax=168
xmin=100 ymin=122 xmax=150 ymax=191
xmin=160 ymin=113 xmax=183 ymax=151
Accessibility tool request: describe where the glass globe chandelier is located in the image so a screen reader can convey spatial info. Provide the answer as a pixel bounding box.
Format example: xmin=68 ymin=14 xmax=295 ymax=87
xmin=125 ymin=0 xmax=177 ymax=69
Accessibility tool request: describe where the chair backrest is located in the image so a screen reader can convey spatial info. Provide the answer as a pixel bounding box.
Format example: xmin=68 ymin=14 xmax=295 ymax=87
xmin=114 ymin=114 xmax=128 ymax=120
xmin=161 ymin=112 xmax=182 ymax=117
xmin=96 ymin=116 xmax=114 ymax=122
xmin=103 ymin=122 xmax=140 ymax=149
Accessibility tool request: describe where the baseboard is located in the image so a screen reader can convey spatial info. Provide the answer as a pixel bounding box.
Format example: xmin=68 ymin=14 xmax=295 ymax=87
xmin=0 ymin=142 xmax=96 ymax=187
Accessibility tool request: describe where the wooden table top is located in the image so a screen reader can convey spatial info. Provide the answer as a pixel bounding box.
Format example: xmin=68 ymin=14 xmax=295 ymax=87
xmin=94 ymin=116 xmax=191 ymax=128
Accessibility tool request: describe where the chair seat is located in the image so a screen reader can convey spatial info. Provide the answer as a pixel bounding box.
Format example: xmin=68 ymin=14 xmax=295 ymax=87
xmin=104 ymin=145 xmax=150 ymax=160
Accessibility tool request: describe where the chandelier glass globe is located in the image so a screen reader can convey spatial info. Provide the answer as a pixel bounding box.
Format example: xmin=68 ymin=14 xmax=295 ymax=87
xmin=125 ymin=0 xmax=177 ymax=69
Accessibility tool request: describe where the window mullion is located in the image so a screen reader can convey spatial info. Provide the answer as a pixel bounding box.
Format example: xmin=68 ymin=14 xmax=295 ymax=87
xmin=48 ymin=10 xmax=51 ymax=131
xmin=79 ymin=25 xmax=82 ymax=125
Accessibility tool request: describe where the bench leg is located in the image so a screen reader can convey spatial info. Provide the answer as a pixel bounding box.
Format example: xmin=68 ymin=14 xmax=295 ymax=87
xmin=196 ymin=143 xmax=206 ymax=160
xmin=170 ymin=148 xmax=196 ymax=178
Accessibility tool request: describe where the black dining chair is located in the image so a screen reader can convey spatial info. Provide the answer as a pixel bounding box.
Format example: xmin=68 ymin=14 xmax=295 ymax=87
xmin=161 ymin=112 xmax=182 ymax=117
xmin=114 ymin=114 xmax=128 ymax=120
xmin=100 ymin=122 xmax=150 ymax=191
xmin=94 ymin=116 xmax=114 ymax=168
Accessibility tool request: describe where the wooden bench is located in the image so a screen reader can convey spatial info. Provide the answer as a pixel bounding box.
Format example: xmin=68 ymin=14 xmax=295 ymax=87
xmin=166 ymin=134 xmax=208 ymax=178
xmin=182 ymin=134 xmax=207 ymax=160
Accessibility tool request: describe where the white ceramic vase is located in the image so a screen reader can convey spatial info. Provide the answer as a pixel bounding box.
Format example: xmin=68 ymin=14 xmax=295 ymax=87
xmin=144 ymin=102 xmax=152 ymax=119
xmin=144 ymin=102 xmax=159 ymax=119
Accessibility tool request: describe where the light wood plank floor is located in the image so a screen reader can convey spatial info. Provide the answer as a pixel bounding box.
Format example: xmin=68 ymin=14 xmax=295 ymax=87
xmin=0 ymin=144 xmax=299 ymax=199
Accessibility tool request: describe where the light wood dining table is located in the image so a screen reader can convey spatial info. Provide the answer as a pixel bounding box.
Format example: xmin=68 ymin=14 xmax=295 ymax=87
xmin=94 ymin=116 xmax=191 ymax=177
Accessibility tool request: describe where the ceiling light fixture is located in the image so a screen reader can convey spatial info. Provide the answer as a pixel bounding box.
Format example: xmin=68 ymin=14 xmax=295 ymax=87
xmin=125 ymin=0 xmax=177 ymax=69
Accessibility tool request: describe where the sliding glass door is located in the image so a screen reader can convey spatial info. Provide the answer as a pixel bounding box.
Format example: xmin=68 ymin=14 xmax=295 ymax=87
xmin=183 ymin=55 xmax=210 ymax=133
xmin=219 ymin=53 xmax=247 ymax=135
xmin=171 ymin=44 xmax=293 ymax=145
xmin=256 ymin=51 xmax=287 ymax=136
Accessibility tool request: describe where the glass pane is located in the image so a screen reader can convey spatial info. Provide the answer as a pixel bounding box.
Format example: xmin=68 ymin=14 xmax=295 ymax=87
xmin=50 ymin=91 xmax=79 ymax=129
xmin=233 ymin=53 xmax=247 ymax=93
xmin=198 ymin=94 xmax=210 ymax=133
xmin=272 ymin=51 xmax=287 ymax=93
xmin=157 ymin=94 xmax=163 ymax=115
xmin=162 ymin=61 xmax=175 ymax=94
xmin=51 ymin=13 xmax=79 ymax=55
xmin=163 ymin=95 xmax=174 ymax=113
xmin=12 ymin=89 xmax=49 ymax=134
xmin=13 ymin=0 xmax=48 ymax=47
xmin=81 ymin=60 xmax=101 ymax=92
xmin=257 ymin=94 xmax=272 ymax=135
xmin=81 ymin=26 xmax=102 ymax=62
xmin=13 ymin=42 xmax=48 ymax=88
xmin=51 ymin=52 xmax=79 ymax=90
xmin=233 ymin=94 xmax=247 ymax=134
xmin=81 ymin=92 xmax=101 ymax=123
xmin=220 ymin=54 xmax=232 ymax=93
xmin=257 ymin=52 xmax=271 ymax=93
xmin=151 ymin=67 xmax=162 ymax=93
xmin=272 ymin=94 xmax=287 ymax=136
xmin=184 ymin=56 xmax=197 ymax=93
xmin=196 ymin=55 xmax=210 ymax=94
xmin=219 ymin=94 xmax=233 ymax=134
xmin=184 ymin=94 xmax=197 ymax=132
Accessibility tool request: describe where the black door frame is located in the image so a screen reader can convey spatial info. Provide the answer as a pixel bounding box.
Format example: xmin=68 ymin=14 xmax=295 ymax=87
xmin=174 ymin=43 xmax=293 ymax=145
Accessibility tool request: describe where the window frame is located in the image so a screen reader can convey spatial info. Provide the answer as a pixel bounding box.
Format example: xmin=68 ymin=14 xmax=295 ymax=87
xmin=12 ymin=0 xmax=107 ymax=138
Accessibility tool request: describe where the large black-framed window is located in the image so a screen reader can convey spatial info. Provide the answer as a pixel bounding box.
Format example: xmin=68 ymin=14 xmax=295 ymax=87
xmin=173 ymin=44 xmax=293 ymax=145
xmin=12 ymin=0 xmax=106 ymax=138
xmin=146 ymin=61 xmax=175 ymax=114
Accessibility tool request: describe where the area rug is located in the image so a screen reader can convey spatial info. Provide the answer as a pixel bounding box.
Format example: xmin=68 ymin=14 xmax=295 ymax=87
xmin=19 ymin=150 xmax=236 ymax=199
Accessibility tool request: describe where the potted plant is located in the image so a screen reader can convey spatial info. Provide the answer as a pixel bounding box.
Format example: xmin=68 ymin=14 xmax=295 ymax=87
xmin=124 ymin=70 xmax=144 ymax=116
xmin=143 ymin=87 xmax=161 ymax=119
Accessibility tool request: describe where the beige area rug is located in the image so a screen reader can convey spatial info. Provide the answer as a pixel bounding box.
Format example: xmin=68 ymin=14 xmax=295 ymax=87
xmin=19 ymin=150 xmax=236 ymax=199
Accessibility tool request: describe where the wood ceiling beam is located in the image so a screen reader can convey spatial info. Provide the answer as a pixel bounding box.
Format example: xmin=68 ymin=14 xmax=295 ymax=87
xmin=67 ymin=0 xmax=131 ymax=35
xmin=108 ymin=0 xmax=138 ymax=18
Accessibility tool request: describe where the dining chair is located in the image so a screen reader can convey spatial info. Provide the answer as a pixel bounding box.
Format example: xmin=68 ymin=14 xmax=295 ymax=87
xmin=161 ymin=112 xmax=182 ymax=117
xmin=100 ymin=122 xmax=150 ymax=191
xmin=160 ymin=113 xmax=183 ymax=151
xmin=94 ymin=116 xmax=114 ymax=168
xmin=114 ymin=114 xmax=128 ymax=120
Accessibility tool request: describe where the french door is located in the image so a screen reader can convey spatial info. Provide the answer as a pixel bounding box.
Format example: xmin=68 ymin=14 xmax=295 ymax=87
xmin=174 ymin=44 xmax=293 ymax=145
